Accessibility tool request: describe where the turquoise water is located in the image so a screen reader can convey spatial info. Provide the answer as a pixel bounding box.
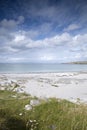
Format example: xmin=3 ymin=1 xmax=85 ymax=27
xmin=0 ymin=63 xmax=87 ymax=73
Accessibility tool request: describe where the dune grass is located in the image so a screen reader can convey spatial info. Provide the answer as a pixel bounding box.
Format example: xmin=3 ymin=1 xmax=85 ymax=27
xmin=0 ymin=90 xmax=87 ymax=130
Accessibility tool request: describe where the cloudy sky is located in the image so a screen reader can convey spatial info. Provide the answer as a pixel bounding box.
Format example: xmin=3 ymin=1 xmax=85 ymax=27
xmin=0 ymin=0 xmax=87 ymax=63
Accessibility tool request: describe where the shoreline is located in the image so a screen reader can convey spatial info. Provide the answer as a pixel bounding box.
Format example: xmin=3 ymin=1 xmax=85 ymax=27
xmin=0 ymin=71 xmax=87 ymax=74
xmin=0 ymin=72 xmax=87 ymax=103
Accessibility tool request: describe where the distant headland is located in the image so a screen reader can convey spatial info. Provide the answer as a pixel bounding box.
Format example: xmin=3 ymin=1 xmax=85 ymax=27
xmin=67 ymin=61 xmax=87 ymax=64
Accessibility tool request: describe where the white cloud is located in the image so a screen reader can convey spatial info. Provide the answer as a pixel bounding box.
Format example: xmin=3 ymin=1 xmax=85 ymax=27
xmin=0 ymin=19 xmax=17 ymax=29
xmin=17 ymin=16 xmax=24 ymax=24
xmin=1 ymin=30 xmax=87 ymax=51
xmin=40 ymin=54 xmax=54 ymax=61
xmin=64 ymin=24 xmax=80 ymax=31
xmin=0 ymin=16 xmax=24 ymax=29
xmin=14 ymin=35 xmax=25 ymax=42
xmin=7 ymin=57 xmax=25 ymax=62
xmin=0 ymin=20 xmax=87 ymax=62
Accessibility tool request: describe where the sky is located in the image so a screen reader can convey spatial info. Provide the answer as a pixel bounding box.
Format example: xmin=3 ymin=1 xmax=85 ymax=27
xmin=0 ymin=0 xmax=87 ymax=63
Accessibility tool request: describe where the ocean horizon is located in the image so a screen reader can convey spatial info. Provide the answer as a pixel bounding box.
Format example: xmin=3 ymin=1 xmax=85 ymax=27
xmin=0 ymin=63 xmax=87 ymax=73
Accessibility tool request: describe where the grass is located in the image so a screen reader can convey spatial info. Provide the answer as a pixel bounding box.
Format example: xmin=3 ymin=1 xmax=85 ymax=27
xmin=0 ymin=90 xmax=87 ymax=130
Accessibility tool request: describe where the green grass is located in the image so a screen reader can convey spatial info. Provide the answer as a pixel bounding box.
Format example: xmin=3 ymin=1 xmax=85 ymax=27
xmin=0 ymin=90 xmax=87 ymax=130
xmin=27 ymin=99 xmax=87 ymax=130
xmin=0 ymin=91 xmax=29 ymax=116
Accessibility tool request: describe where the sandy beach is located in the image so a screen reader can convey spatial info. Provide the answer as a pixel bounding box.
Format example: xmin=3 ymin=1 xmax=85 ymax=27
xmin=0 ymin=72 xmax=87 ymax=103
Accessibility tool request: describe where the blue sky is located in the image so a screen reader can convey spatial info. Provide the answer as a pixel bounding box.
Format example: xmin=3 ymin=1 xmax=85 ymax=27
xmin=0 ymin=0 xmax=87 ymax=63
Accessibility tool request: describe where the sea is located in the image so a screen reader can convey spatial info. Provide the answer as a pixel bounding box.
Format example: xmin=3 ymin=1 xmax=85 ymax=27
xmin=0 ymin=63 xmax=87 ymax=73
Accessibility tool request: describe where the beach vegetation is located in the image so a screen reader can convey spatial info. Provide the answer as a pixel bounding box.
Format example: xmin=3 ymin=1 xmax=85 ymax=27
xmin=0 ymin=90 xmax=87 ymax=130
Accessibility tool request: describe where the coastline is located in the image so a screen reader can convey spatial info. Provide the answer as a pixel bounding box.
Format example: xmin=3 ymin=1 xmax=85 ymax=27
xmin=0 ymin=72 xmax=87 ymax=103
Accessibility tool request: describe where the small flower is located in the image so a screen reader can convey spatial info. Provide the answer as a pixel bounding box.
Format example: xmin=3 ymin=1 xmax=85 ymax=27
xmin=30 ymin=120 xmax=33 ymax=122
xmin=19 ymin=113 xmax=22 ymax=116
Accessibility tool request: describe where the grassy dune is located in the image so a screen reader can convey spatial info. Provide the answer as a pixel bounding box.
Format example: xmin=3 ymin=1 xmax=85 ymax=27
xmin=0 ymin=90 xmax=87 ymax=130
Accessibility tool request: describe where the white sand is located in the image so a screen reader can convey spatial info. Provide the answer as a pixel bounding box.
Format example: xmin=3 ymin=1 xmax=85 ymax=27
xmin=0 ymin=72 xmax=87 ymax=102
